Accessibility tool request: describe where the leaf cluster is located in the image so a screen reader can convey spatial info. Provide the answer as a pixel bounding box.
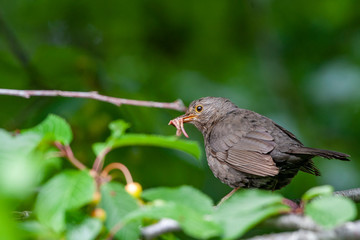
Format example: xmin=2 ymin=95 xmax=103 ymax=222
xmin=0 ymin=115 xmax=357 ymax=239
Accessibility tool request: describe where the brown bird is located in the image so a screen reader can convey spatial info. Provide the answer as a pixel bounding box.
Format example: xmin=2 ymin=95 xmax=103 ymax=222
xmin=169 ymin=97 xmax=350 ymax=201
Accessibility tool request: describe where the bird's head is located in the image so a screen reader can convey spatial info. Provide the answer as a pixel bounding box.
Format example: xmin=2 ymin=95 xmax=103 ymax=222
xmin=169 ymin=97 xmax=237 ymax=137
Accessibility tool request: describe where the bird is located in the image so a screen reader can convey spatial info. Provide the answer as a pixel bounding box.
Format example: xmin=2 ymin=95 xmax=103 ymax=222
xmin=169 ymin=97 xmax=350 ymax=201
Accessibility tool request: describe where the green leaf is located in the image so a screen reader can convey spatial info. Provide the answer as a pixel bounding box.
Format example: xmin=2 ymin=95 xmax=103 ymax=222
xmin=124 ymin=202 xmax=222 ymax=239
xmin=0 ymin=129 xmax=42 ymax=198
xmin=24 ymin=114 xmax=73 ymax=145
xmin=0 ymin=199 xmax=25 ymax=240
xmin=93 ymin=134 xmax=201 ymax=160
xmin=221 ymin=204 xmax=287 ymax=239
xmin=109 ymin=120 xmax=131 ymax=138
xmin=128 ymin=186 xmax=221 ymax=238
xmin=35 ymin=170 xmax=96 ymax=232
xmin=93 ymin=120 xmax=131 ymax=154
xmin=19 ymin=220 xmax=58 ymax=239
xmin=305 ymin=195 xmax=357 ymax=228
xmin=302 ymin=185 xmax=334 ymax=202
xmin=178 ymin=207 xmax=221 ymax=239
xmin=92 ymin=119 xmax=201 ymax=160
xmin=67 ymin=217 xmax=102 ymax=240
xmin=213 ymin=190 xmax=289 ymax=239
xmin=142 ymin=186 xmax=214 ymax=214
xmin=100 ymin=182 xmax=140 ymax=240
xmin=92 ymin=143 xmax=107 ymax=157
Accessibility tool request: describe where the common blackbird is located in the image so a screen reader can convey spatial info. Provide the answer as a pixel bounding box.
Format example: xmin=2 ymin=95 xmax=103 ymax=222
xmin=169 ymin=97 xmax=350 ymax=191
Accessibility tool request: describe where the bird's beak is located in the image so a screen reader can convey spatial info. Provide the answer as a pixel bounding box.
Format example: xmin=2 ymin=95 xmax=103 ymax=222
xmin=180 ymin=114 xmax=196 ymax=123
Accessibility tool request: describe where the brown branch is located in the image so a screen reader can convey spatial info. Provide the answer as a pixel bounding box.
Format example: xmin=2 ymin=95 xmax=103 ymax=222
xmin=54 ymin=142 xmax=86 ymax=170
xmin=0 ymin=88 xmax=187 ymax=112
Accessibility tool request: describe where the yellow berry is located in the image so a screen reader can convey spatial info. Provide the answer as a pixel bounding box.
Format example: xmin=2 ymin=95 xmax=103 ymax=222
xmin=91 ymin=208 xmax=106 ymax=222
xmin=125 ymin=182 xmax=142 ymax=198
xmin=90 ymin=191 xmax=101 ymax=205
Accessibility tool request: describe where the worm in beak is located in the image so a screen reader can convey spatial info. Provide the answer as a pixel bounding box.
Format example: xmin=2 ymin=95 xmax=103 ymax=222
xmin=168 ymin=114 xmax=197 ymax=138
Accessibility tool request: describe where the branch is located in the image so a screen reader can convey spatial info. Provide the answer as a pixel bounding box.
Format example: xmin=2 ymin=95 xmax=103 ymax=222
xmin=0 ymin=88 xmax=187 ymax=112
xmin=141 ymin=218 xmax=181 ymax=240
xmin=334 ymin=188 xmax=360 ymax=203
xmin=247 ymin=220 xmax=360 ymax=240
xmin=261 ymin=214 xmax=320 ymax=231
xmin=140 ymin=214 xmax=360 ymax=240
xmin=140 ymin=215 xmax=317 ymax=240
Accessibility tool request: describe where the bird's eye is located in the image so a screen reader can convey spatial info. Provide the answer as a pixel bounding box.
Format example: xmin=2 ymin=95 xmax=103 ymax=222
xmin=195 ymin=105 xmax=203 ymax=113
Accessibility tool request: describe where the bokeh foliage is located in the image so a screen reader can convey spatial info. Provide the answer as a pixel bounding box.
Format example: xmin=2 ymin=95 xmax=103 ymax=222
xmin=1 ymin=0 xmax=359 ymax=205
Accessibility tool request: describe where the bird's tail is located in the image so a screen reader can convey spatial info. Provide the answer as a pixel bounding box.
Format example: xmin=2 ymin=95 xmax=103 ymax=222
xmin=287 ymin=147 xmax=350 ymax=161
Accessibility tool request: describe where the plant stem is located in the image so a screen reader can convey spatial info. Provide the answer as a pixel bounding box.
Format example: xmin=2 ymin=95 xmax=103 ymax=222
xmin=54 ymin=142 xmax=86 ymax=170
xmin=93 ymin=147 xmax=112 ymax=173
xmin=101 ymin=162 xmax=133 ymax=184
xmin=107 ymin=222 xmax=124 ymax=240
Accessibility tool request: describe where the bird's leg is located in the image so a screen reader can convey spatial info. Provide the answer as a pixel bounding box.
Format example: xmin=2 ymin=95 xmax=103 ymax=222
xmin=216 ymin=187 xmax=240 ymax=207
xmin=282 ymin=198 xmax=304 ymax=214
xmin=271 ymin=179 xmax=278 ymax=192
xmin=272 ymin=182 xmax=303 ymax=213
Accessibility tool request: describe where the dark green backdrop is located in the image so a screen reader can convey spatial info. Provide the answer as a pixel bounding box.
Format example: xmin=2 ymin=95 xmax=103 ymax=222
xmin=1 ymin=0 xmax=359 ymax=201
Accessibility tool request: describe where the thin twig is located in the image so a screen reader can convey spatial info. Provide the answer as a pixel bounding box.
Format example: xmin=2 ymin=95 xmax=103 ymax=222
xmin=54 ymin=142 xmax=86 ymax=170
xmin=93 ymin=147 xmax=112 ymax=173
xmin=101 ymin=162 xmax=133 ymax=184
xmin=0 ymin=88 xmax=187 ymax=112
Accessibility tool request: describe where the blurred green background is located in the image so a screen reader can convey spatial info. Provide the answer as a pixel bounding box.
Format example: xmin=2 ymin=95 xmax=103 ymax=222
xmin=1 ymin=0 xmax=359 ymax=202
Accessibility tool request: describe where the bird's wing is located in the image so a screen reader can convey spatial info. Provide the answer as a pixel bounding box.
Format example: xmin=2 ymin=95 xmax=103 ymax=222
xmin=208 ymin=118 xmax=279 ymax=177
xmin=274 ymin=122 xmax=303 ymax=144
